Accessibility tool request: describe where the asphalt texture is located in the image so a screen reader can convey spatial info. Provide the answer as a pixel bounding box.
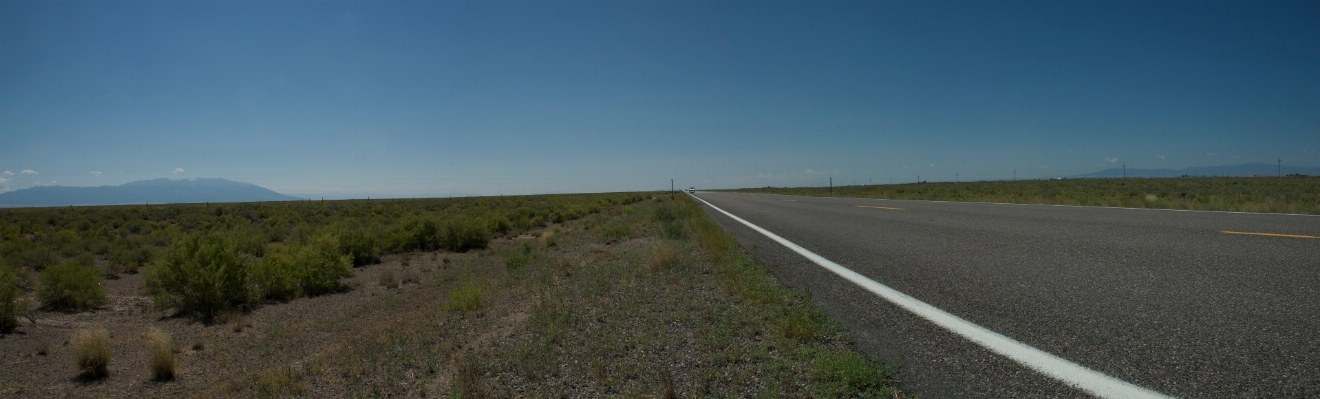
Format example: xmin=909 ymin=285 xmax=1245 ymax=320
xmin=691 ymin=191 xmax=1320 ymax=398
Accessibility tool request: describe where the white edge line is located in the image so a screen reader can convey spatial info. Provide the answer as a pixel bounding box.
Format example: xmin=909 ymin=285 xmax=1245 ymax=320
xmin=689 ymin=193 xmax=1174 ymax=399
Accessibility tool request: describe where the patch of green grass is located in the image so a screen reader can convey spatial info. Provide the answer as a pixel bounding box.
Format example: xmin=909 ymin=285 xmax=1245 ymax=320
xmin=447 ymin=277 xmax=483 ymax=311
xmin=811 ymin=351 xmax=894 ymax=398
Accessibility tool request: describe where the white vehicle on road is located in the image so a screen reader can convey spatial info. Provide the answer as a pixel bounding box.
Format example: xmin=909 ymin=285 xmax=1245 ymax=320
xmin=688 ymin=187 xmax=696 ymax=193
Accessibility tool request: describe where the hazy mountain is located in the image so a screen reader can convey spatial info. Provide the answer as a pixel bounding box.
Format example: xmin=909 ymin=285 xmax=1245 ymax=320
xmin=0 ymin=178 xmax=300 ymax=207
xmin=1074 ymin=163 xmax=1320 ymax=178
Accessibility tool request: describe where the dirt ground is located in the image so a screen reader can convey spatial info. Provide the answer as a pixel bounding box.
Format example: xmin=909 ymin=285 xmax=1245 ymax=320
xmin=0 ymin=235 xmax=511 ymax=398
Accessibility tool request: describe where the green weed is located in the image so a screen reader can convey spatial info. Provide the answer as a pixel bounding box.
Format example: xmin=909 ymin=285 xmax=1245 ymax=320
xmin=447 ymin=277 xmax=483 ymax=311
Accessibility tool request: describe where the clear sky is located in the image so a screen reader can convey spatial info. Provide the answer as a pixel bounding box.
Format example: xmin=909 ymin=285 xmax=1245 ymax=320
xmin=3 ymin=1 xmax=1318 ymax=197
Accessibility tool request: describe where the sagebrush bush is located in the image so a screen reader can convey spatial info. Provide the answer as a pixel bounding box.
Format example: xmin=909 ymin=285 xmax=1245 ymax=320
xmin=441 ymin=217 xmax=490 ymax=252
xmin=251 ymin=244 xmax=299 ymax=301
xmin=145 ymin=232 xmax=253 ymax=318
xmin=485 ymin=212 xmax=512 ymax=236
xmin=145 ymin=327 xmax=175 ymax=381
xmin=72 ymin=327 xmax=111 ymax=378
xmin=38 ymin=261 xmax=108 ymax=311
xmin=338 ymin=230 xmax=380 ymax=266
xmin=0 ymin=266 xmax=20 ymax=332
xmin=387 ymin=217 xmax=491 ymax=253
xmin=256 ymin=233 xmax=353 ymax=300
xmin=107 ymin=246 xmax=153 ymax=275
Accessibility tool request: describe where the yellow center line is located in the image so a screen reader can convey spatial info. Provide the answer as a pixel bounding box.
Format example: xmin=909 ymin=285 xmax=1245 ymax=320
xmin=1220 ymin=230 xmax=1320 ymax=239
xmin=857 ymin=205 xmax=904 ymax=211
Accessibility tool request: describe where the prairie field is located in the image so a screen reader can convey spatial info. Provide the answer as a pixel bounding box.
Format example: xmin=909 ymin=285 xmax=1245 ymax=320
xmin=0 ymin=193 xmax=904 ymax=398
xmin=732 ymin=176 xmax=1320 ymax=215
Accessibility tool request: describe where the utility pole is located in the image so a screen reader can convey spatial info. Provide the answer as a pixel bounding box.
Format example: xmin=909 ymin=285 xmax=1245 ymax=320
xmin=1013 ymin=169 xmax=1016 ymax=181
xmin=1122 ymin=163 xmax=1126 ymax=179
xmin=1278 ymin=158 xmax=1282 ymax=177
xmin=956 ymin=173 xmax=959 ymax=183
xmin=829 ymin=177 xmax=832 ymax=194
xmin=670 ymin=179 xmax=673 ymax=198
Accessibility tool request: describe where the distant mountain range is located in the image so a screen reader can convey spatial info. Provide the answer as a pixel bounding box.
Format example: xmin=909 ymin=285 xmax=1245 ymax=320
xmin=0 ymin=178 xmax=300 ymax=207
xmin=1074 ymin=163 xmax=1320 ymax=178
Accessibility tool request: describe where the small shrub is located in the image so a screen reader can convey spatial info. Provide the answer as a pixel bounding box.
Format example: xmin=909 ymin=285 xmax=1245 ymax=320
xmin=255 ymin=233 xmax=352 ymax=300
xmin=441 ymin=217 xmax=491 ymax=252
xmin=447 ymin=278 xmax=483 ymax=311
xmin=387 ymin=216 xmax=490 ymax=253
xmin=379 ymin=269 xmax=398 ymax=289
xmin=505 ymin=252 xmax=532 ymax=270
xmin=1 ymin=266 xmax=20 ymax=332
xmin=144 ymin=232 xmax=253 ymax=318
xmin=485 ymin=212 xmax=512 ymax=236
xmin=72 ymin=327 xmax=111 ymax=378
xmin=107 ymin=246 xmax=153 ymax=275
xmin=338 ymin=230 xmax=380 ymax=266
xmin=145 ymin=327 xmax=175 ymax=381
xmin=38 ymin=261 xmax=108 ymax=311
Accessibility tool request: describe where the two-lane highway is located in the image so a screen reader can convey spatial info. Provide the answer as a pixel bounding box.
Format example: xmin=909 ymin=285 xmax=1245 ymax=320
xmin=692 ymin=192 xmax=1319 ymax=398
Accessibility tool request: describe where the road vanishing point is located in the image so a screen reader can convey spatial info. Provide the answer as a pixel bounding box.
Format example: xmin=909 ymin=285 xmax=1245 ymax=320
xmin=691 ymin=191 xmax=1319 ymax=398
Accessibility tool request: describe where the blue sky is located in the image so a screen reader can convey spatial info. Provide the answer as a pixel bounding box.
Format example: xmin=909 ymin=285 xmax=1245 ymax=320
xmin=2 ymin=1 xmax=1318 ymax=197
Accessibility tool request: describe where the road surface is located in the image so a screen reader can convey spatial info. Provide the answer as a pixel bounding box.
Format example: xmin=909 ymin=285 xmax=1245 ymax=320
xmin=691 ymin=191 xmax=1319 ymax=398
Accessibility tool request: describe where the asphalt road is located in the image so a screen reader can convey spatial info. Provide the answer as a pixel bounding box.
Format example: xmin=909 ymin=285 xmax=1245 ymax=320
xmin=691 ymin=191 xmax=1320 ymax=398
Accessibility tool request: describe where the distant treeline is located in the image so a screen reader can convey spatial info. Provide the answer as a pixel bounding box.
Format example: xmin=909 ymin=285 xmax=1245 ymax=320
xmin=732 ymin=177 xmax=1319 ymax=215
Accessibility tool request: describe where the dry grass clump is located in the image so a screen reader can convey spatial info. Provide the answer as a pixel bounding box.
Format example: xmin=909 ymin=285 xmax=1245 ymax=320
xmin=454 ymin=355 xmax=484 ymax=398
xmin=648 ymin=243 xmax=680 ymax=272
xmin=217 ymin=311 xmax=252 ymax=333
xmin=379 ymin=269 xmax=399 ymax=289
xmin=71 ymin=327 xmax=111 ymax=378
xmin=145 ymin=327 xmax=176 ymax=381
xmin=541 ymin=229 xmax=558 ymax=247
xmin=555 ymin=257 xmax=573 ymax=277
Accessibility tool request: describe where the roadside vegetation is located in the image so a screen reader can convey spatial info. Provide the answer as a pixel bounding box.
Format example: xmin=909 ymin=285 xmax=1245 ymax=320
xmin=217 ymin=194 xmax=905 ymax=397
xmin=0 ymin=193 xmax=647 ymax=319
xmin=0 ymin=192 xmax=903 ymax=397
xmin=734 ymin=176 xmax=1320 ymax=215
